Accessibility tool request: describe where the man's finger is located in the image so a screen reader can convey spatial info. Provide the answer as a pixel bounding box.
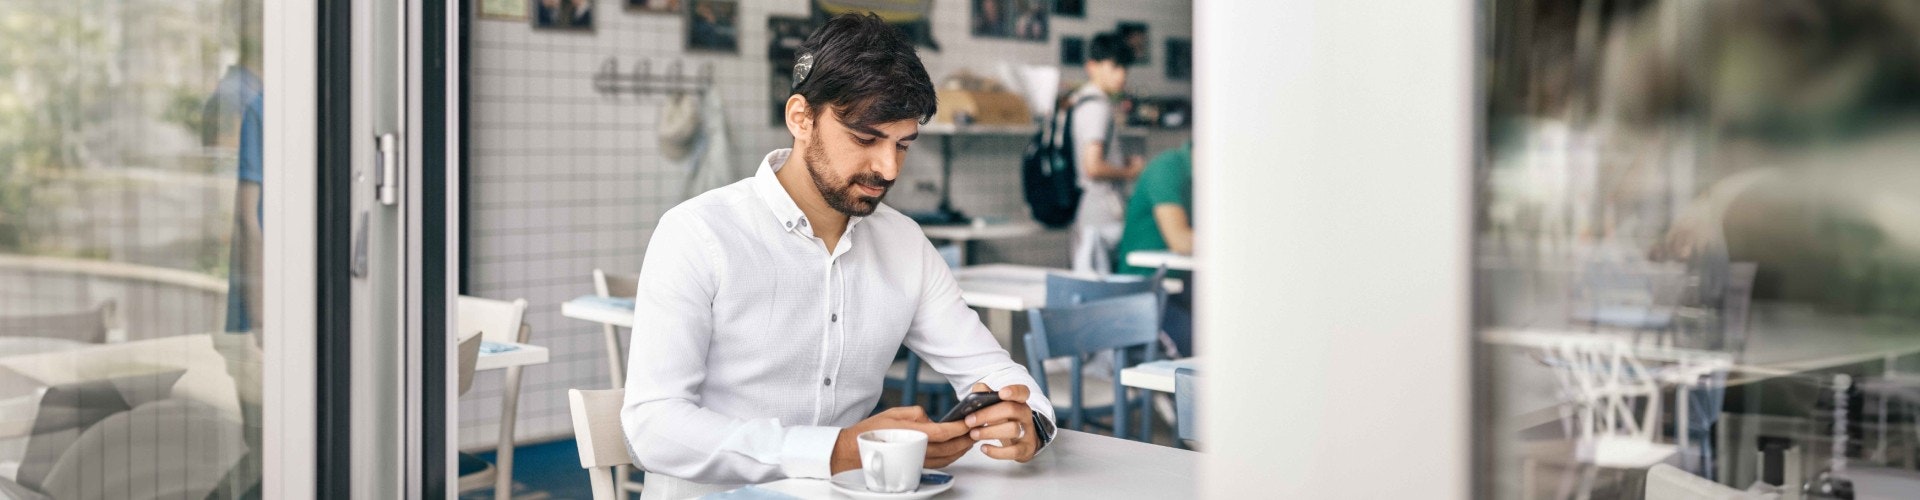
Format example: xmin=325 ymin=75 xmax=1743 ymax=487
xmin=996 ymin=384 xmax=1030 ymax=402
xmin=981 ymin=442 xmax=1028 ymax=461
xmin=968 ymin=421 xmax=1023 ymax=443
xmin=963 ymin=401 xmax=1031 ymax=427
xmin=882 ymin=405 xmax=930 ymax=422
xmin=969 ymin=382 xmax=991 ymax=394
xmin=911 ymin=420 xmax=974 ymax=442
xmin=926 ymin=434 xmax=974 ymax=458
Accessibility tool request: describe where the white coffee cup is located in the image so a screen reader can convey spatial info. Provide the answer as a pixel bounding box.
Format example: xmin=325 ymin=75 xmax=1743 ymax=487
xmin=857 ymin=429 xmax=928 ymax=493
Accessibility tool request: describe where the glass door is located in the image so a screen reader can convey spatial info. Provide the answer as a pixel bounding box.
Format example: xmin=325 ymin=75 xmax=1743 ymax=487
xmin=0 ymin=0 xmax=330 ymax=498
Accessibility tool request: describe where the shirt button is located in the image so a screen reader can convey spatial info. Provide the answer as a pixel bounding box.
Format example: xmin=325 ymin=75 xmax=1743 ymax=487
xmin=823 ymin=377 xmax=833 ymax=386
xmin=831 ymin=313 xmax=838 ymax=322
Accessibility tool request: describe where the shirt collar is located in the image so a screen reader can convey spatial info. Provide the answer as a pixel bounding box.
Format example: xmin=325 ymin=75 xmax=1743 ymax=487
xmin=752 ymin=149 xmax=866 ymax=235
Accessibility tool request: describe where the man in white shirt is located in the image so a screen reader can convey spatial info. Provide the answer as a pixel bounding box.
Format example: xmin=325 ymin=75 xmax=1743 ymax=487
xmin=622 ymin=13 xmax=1058 ymax=498
xmin=1068 ymin=33 xmax=1144 ymax=274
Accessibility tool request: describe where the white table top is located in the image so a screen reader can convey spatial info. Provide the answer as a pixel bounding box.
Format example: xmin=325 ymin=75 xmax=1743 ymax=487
xmin=921 ymin=220 xmax=1048 ymax=242
xmin=475 ymin=341 xmax=549 ymax=371
xmin=1119 ymin=358 xmax=1200 ymax=394
xmin=1124 ymin=251 xmax=1195 ymax=271
xmin=745 ymin=430 xmax=1197 ymax=499
xmin=953 ymin=264 xmax=1057 ymax=312
xmin=563 ymin=295 xmax=635 ymax=328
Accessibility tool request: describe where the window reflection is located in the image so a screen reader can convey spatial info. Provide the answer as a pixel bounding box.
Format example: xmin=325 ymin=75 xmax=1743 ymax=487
xmin=1480 ymin=0 xmax=1920 ymax=498
xmin=0 ymin=0 xmax=265 ymax=498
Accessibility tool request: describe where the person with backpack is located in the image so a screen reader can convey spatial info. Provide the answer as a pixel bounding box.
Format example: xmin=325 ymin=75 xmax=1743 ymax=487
xmin=1067 ymin=33 xmax=1144 ymax=274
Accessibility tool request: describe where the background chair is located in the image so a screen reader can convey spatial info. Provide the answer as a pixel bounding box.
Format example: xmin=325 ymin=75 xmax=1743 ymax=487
xmin=568 ymin=389 xmax=633 ymax=500
xmin=1024 ymin=292 xmax=1160 ymax=441
xmin=453 ymin=328 xmax=495 ymax=492
xmin=884 ymin=349 xmax=956 ymax=416
xmin=0 ymin=299 xmax=119 ymax=344
xmin=1175 ymin=367 xmax=1199 ymax=447
xmin=592 ymin=269 xmax=638 ymax=389
xmin=1043 ymin=272 xmax=1164 ymax=438
xmin=590 ymin=269 xmax=646 ymax=497
xmin=456 ymin=295 xmax=530 ymax=499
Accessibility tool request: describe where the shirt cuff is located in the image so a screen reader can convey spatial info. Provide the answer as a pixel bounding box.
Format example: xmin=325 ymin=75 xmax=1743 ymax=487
xmin=779 ymin=425 xmax=842 ymax=480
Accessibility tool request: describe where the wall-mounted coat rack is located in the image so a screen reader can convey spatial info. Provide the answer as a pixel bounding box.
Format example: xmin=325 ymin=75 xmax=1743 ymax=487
xmin=591 ymin=57 xmax=713 ymax=95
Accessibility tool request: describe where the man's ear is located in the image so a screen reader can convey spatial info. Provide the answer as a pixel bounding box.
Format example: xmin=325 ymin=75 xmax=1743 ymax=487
xmin=784 ymin=95 xmax=813 ymax=139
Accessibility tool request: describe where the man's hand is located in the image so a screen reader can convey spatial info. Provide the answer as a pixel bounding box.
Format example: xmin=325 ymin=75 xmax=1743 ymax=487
xmin=963 ymin=383 xmax=1040 ymax=463
xmin=831 ymin=406 xmax=974 ymax=474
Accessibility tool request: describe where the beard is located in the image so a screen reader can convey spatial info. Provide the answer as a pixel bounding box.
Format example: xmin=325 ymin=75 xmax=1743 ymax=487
xmin=804 ymin=131 xmax=892 ymax=217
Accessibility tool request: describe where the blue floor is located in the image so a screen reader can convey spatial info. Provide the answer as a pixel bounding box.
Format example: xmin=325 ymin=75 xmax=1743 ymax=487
xmin=469 ymin=439 xmax=607 ymax=500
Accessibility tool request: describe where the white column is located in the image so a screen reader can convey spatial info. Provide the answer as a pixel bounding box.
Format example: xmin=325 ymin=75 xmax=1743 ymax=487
xmin=1195 ymin=1 xmax=1474 ymax=498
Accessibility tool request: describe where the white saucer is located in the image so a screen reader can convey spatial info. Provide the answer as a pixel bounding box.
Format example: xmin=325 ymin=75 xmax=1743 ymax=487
xmin=827 ymin=469 xmax=954 ymax=499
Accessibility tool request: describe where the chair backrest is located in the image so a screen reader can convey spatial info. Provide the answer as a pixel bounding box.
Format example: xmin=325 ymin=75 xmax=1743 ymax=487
xmin=1024 ymin=292 xmax=1161 ymax=429
xmin=1044 ymin=272 xmax=1156 ymax=307
xmin=457 ymin=295 xmax=528 ymax=344
xmin=593 ymin=269 xmax=639 ymax=299
xmin=0 ymin=300 xmax=116 ymax=344
xmin=456 ymin=329 xmax=484 ymax=397
xmin=1645 ymin=464 xmax=1759 ymax=500
xmin=1174 ymin=367 xmax=1199 ymax=445
xmin=568 ymin=389 xmax=633 ymax=500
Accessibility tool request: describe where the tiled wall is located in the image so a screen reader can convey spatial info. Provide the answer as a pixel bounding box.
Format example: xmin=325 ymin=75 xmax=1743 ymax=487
xmin=461 ymin=0 xmax=1192 ymax=450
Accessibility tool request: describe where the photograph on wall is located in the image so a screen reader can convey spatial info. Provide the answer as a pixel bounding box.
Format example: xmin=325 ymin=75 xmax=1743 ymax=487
xmin=1053 ymin=0 xmax=1083 ymax=18
xmin=812 ymin=0 xmax=940 ymax=50
xmin=687 ymin=0 xmax=740 ymax=53
xmin=534 ymin=0 xmax=593 ymax=30
xmin=1165 ymin=37 xmax=1191 ymax=80
xmin=769 ymin=16 xmax=816 ymax=126
xmin=973 ymin=0 xmax=1048 ymax=42
xmin=1060 ymin=36 xmax=1085 ymax=65
xmin=479 ymin=0 xmax=529 ymax=20
xmin=1117 ymin=21 xmax=1149 ymax=64
xmin=627 ymin=0 xmax=680 ymax=12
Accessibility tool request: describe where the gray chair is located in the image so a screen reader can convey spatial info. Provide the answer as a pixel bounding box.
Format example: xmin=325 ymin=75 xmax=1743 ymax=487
xmin=1174 ymin=367 xmax=1199 ymax=446
xmin=1042 ymin=272 xmax=1164 ymax=438
xmin=1024 ymin=292 xmax=1161 ymax=441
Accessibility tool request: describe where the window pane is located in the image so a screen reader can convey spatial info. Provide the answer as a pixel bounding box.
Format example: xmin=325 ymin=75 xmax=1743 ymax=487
xmin=1479 ymin=1 xmax=1920 ymax=497
xmin=0 ymin=0 xmax=266 ymax=498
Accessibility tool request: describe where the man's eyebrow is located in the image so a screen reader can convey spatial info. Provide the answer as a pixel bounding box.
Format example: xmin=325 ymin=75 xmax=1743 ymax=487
xmin=847 ymin=124 xmax=917 ymax=142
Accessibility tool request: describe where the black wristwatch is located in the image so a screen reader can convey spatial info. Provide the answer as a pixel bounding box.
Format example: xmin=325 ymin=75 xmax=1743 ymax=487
xmin=1031 ymin=413 xmax=1056 ymax=450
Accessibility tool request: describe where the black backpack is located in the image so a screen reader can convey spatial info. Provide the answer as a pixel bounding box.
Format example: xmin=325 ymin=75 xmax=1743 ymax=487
xmin=1022 ymin=95 xmax=1097 ymax=228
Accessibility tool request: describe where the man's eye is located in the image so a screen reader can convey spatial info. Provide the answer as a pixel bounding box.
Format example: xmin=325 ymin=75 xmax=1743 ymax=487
xmin=854 ymin=136 xmax=877 ymax=145
xmin=896 ymin=143 xmax=912 ymax=152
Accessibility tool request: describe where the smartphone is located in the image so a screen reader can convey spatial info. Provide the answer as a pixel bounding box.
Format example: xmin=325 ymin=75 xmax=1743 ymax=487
xmin=937 ymin=391 xmax=1003 ymax=423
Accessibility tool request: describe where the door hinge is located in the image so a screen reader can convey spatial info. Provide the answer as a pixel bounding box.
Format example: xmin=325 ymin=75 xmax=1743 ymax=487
xmin=375 ymin=133 xmax=400 ymax=206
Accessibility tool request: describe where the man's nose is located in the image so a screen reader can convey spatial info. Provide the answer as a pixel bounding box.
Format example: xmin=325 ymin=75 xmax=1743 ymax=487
xmin=871 ymin=150 xmax=900 ymax=182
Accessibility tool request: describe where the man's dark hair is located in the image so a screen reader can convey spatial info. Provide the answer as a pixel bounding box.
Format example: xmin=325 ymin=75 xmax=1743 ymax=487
xmin=1087 ymin=32 xmax=1135 ymax=66
xmin=793 ymin=13 xmax=937 ymax=128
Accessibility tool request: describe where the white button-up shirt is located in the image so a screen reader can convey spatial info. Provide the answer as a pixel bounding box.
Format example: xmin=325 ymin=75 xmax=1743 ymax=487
xmin=621 ymin=149 xmax=1056 ymax=489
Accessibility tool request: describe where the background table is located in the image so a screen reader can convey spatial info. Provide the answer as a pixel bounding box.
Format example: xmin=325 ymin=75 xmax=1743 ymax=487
xmin=1124 ymin=250 xmax=1195 ymax=272
xmin=476 ymin=341 xmax=548 ymax=499
xmin=562 ymin=295 xmax=634 ymax=328
xmin=1120 ymin=358 xmax=1201 ymax=394
xmin=922 ymin=221 xmax=1049 ymax=266
xmin=744 ymin=429 xmax=1197 ymax=499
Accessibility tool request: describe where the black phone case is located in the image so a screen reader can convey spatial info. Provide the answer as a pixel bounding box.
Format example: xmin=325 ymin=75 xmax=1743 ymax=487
xmin=938 ymin=392 xmax=1003 ymax=422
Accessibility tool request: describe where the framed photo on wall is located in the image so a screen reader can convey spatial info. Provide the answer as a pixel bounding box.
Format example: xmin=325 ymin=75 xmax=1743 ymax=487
xmin=1165 ymin=37 xmax=1191 ymax=80
xmin=534 ymin=0 xmax=593 ymax=30
xmin=627 ymin=0 xmax=680 ymax=12
xmin=1116 ymin=21 xmax=1149 ymax=64
xmin=813 ymin=0 xmax=940 ymax=50
xmin=687 ymin=0 xmax=740 ymax=53
xmin=972 ymin=0 xmax=1047 ymax=42
xmin=1061 ymin=36 xmax=1085 ymax=65
xmin=479 ymin=0 xmax=529 ymax=21
xmin=1053 ymin=0 xmax=1084 ymax=18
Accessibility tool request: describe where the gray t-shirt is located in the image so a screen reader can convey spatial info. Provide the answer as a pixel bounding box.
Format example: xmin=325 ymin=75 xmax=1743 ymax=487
xmin=1069 ymin=83 xmax=1128 ymax=227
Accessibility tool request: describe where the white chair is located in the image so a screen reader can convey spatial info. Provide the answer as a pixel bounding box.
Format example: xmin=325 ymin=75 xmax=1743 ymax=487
xmin=591 ymin=269 xmax=645 ymax=497
xmin=568 ymin=389 xmax=633 ymax=500
xmin=592 ymin=269 xmax=638 ymax=389
xmin=456 ymin=295 xmax=530 ymax=499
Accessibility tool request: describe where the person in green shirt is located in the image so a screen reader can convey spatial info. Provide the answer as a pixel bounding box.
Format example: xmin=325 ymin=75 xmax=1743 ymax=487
xmin=1114 ymin=142 xmax=1192 ymax=275
xmin=1112 ymin=141 xmax=1193 ymax=356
